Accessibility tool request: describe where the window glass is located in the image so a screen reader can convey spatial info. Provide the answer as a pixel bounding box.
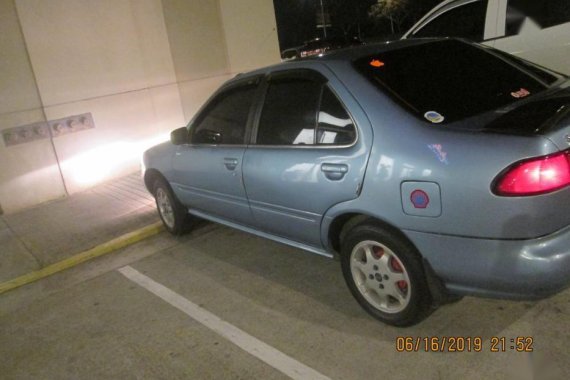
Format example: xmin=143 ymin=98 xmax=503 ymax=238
xmin=413 ymin=0 xmax=488 ymax=42
xmin=257 ymin=78 xmax=321 ymax=145
xmin=317 ymin=88 xmax=356 ymax=145
xmin=191 ymin=85 xmax=256 ymax=145
xmin=353 ymin=40 xmax=556 ymax=124
xmin=506 ymin=0 xmax=570 ymax=36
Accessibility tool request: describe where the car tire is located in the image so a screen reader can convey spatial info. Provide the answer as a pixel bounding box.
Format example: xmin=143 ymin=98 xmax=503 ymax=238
xmin=340 ymin=223 xmax=433 ymax=327
xmin=153 ymin=178 xmax=191 ymax=235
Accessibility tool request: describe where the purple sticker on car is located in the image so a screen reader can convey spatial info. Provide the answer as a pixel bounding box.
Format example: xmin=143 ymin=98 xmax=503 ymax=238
xmin=428 ymin=144 xmax=449 ymax=165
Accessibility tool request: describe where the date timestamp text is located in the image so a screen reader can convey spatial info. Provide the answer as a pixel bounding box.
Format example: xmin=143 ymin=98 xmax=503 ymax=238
xmin=395 ymin=336 xmax=533 ymax=353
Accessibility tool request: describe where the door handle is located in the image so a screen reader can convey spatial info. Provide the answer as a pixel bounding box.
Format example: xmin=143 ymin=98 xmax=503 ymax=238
xmin=224 ymin=158 xmax=239 ymax=171
xmin=321 ymin=163 xmax=348 ymax=180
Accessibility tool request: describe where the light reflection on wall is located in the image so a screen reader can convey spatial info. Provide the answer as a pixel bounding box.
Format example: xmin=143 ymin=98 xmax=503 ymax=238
xmin=60 ymin=133 xmax=170 ymax=187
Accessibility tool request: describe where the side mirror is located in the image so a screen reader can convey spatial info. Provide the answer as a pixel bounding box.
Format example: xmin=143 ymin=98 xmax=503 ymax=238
xmin=170 ymin=127 xmax=189 ymax=145
xmin=194 ymin=129 xmax=223 ymax=144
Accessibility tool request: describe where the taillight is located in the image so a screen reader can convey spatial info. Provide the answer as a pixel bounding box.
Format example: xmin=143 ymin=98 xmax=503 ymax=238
xmin=494 ymin=150 xmax=570 ymax=196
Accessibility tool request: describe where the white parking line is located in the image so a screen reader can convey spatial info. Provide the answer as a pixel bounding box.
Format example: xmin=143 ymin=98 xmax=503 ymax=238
xmin=118 ymin=266 xmax=332 ymax=380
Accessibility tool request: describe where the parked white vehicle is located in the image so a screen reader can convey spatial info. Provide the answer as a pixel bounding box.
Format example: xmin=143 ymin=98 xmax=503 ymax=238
xmin=403 ymin=0 xmax=570 ymax=74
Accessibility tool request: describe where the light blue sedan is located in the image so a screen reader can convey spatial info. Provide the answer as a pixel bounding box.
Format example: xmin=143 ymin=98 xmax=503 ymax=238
xmin=143 ymin=38 xmax=570 ymax=326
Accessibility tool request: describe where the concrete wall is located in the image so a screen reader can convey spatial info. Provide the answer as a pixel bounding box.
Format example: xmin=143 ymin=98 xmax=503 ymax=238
xmin=163 ymin=0 xmax=281 ymax=121
xmin=161 ymin=0 xmax=233 ymax=122
xmin=15 ymin=0 xmax=185 ymax=196
xmin=0 ymin=0 xmax=280 ymax=213
xmin=0 ymin=0 xmax=66 ymax=212
xmin=219 ymin=0 xmax=281 ymax=73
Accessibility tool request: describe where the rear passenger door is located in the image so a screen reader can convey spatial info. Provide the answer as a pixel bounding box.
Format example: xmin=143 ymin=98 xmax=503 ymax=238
xmin=242 ymin=68 xmax=371 ymax=247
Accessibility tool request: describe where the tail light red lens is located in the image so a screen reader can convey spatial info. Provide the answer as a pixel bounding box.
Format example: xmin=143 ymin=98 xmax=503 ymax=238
xmin=494 ymin=150 xmax=570 ymax=196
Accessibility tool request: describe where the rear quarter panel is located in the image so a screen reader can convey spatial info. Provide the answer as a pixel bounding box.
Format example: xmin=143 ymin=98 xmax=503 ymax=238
xmin=324 ymin=63 xmax=570 ymax=240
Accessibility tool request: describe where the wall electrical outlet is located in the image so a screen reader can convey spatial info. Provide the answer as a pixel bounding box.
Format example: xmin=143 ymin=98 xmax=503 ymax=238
xmin=2 ymin=122 xmax=50 ymax=147
xmin=1 ymin=113 xmax=96 ymax=147
xmin=49 ymin=113 xmax=95 ymax=137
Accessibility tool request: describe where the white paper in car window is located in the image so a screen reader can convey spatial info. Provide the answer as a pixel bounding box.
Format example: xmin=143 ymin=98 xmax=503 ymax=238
xmin=317 ymin=111 xmax=352 ymax=143
xmin=318 ymin=111 xmax=352 ymax=127
xmin=293 ymin=129 xmax=315 ymax=145
xmin=292 ymin=112 xmax=353 ymax=145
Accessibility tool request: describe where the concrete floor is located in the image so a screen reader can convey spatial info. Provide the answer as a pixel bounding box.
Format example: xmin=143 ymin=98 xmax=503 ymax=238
xmin=0 ymin=173 xmax=157 ymax=282
xmin=1 ymin=223 xmax=569 ymax=380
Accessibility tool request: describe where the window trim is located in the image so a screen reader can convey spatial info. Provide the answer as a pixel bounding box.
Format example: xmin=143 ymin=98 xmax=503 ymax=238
xmin=267 ymin=68 xmax=328 ymax=84
xmin=249 ymin=69 xmax=359 ymax=150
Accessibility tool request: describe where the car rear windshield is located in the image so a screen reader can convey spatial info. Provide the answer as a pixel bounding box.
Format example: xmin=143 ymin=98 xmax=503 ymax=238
xmin=353 ymin=39 xmax=561 ymax=124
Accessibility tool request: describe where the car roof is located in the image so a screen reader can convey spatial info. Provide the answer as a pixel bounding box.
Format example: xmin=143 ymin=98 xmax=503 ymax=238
xmin=232 ymin=37 xmax=452 ymax=84
xmin=302 ymin=38 xmax=439 ymax=62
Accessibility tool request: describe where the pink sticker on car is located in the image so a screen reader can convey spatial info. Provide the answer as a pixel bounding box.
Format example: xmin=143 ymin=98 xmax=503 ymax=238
xmin=511 ymin=88 xmax=530 ymax=99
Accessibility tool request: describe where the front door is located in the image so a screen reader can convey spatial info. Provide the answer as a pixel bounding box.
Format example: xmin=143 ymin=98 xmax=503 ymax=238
xmin=171 ymin=81 xmax=258 ymax=225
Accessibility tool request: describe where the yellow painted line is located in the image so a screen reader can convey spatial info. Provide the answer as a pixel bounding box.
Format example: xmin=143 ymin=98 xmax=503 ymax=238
xmin=0 ymin=221 xmax=164 ymax=295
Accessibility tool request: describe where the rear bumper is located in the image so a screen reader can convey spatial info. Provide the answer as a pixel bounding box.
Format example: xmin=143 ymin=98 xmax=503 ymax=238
xmin=404 ymin=224 xmax=570 ymax=300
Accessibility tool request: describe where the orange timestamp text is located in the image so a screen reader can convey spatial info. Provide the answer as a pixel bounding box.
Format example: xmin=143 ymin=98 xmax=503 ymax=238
xmin=395 ymin=336 xmax=534 ymax=353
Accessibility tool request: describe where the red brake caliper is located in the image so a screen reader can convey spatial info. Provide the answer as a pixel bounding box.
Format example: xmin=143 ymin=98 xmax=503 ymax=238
xmin=390 ymin=257 xmax=408 ymax=291
xmin=372 ymin=246 xmax=384 ymax=259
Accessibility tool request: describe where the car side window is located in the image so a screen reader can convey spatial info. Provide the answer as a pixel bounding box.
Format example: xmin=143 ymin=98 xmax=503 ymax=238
xmin=256 ymin=77 xmax=356 ymax=146
xmin=413 ymin=0 xmax=488 ymax=42
xmin=191 ymin=85 xmax=256 ymax=145
xmin=257 ymin=78 xmax=321 ymax=145
xmin=506 ymin=0 xmax=570 ymax=36
xmin=317 ymin=87 xmax=355 ymax=145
